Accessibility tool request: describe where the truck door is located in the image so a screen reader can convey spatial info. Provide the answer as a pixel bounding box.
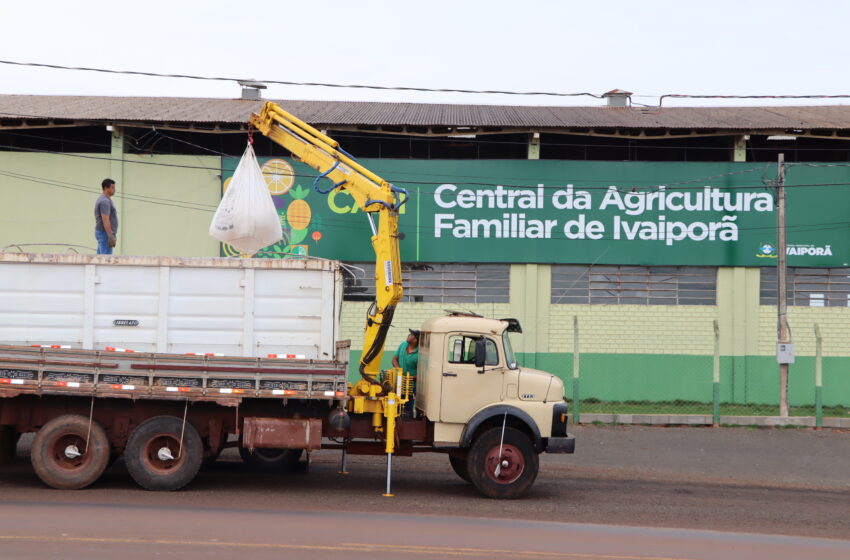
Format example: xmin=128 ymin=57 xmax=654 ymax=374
xmin=439 ymin=333 xmax=503 ymax=423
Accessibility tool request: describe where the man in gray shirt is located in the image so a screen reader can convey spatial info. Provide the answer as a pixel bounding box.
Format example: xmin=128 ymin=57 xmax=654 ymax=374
xmin=94 ymin=178 xmax=118 ymax=254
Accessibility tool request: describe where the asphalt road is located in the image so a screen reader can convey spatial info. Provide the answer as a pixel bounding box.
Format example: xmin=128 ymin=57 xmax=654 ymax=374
xmin=0 ymin=425 xmax=848 ymax=559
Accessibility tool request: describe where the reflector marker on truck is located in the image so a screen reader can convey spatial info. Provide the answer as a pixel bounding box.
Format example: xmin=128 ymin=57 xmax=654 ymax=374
xmin=323 ymin=391 xmax=335 ymax=397
xmin=106 ymin=347 xmax=135 ymax=353
xmin=165 ymin=387 xmax=190 ymax=392
xmin=185 ymin=352 xmax=224 ymax=357
xmin=0 ymin=379 xmax=24 ymax=385
xmin=31 ymin=345 xmax=71 ymax=349
xmin=271 ymin=389 xmax=298 ymax=396
xmin=267 ymin=354 xmax=306 ymax=359
xmin=110 ymin=384 xmax=135 ymax=390
xmin=218 ymin=388 xmax=244 ymax=394
xmin=55 ymin=381 xmax=80 ymax=388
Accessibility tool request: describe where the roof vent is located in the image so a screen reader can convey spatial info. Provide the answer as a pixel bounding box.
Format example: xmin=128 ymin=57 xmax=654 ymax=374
xmin=602 ymin=89 xmax=632 ymax=108
xmin=238 ymin=80 xmax=267 ymax=101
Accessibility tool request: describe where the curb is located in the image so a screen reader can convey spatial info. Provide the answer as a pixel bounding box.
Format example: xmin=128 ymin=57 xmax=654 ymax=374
xmin=578 ymin=413 xmax=850 ymax=429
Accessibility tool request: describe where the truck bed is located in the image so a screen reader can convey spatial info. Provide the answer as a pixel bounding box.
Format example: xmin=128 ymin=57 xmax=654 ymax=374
xmin=0 ymin=344 xmax=349 ymax=403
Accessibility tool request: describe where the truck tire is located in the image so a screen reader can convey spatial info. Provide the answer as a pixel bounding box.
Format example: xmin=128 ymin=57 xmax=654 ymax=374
xmin=448 ymin=454 xmax=471 ymax=483
xmin=125 ymin=416 xmax=203 ymax=491
xmin=467 ymin=426 xmax=539 ymax=499
xmin=239 ymin=447 xmax=303 ymax=471
xmin=0 ymin=426 xmax=17 ymax=466
xmin=30 ymin=414 xmax=110 ymax=489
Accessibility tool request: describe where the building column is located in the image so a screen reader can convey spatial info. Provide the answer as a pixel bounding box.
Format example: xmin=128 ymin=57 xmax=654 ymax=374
xmin=527 ymin=132 xmax=540 ymax=160
xmin=109 ymin=126 xmax=125 ymax=254
xmin=716 ymin=267 xmax=760 ymax=402
xmin=721 ymin=135 xmax=758 ymax=399
xmin=509 ymin=263 xmax=551 ymax=367
xmin=733 ymin=135 xmax=747 ymax=163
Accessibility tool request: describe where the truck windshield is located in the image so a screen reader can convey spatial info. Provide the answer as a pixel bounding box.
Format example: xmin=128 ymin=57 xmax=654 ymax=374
xmin=502 ymin=331 xmax=518 ymax=369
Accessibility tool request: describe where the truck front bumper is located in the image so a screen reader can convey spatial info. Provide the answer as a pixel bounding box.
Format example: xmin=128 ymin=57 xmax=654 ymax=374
xmin=544 ymin=434 xmax=575 ymax=454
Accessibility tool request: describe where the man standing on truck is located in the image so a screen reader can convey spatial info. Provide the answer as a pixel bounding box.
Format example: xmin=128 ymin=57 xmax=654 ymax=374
xmin=94 ymin=179 xmax=118 ymax=255
xmin=392 ymin=328 xmax=420 ymax=378
xmin=392 ymin=329 xmax=420 ymax=416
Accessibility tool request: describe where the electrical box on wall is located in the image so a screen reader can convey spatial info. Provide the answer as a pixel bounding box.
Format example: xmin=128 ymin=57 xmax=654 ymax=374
xmin=776 ymin=343 xmax=795 ymax=364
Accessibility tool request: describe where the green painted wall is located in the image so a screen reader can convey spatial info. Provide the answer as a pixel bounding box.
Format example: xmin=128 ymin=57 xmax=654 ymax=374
xmin=339 ymin=262 xmax=850 ymax=409
xmin=0 ymin=152 xmax=108 ymax=250
xmin=0 ymin=149 xmax=220 ymax=256
xmin=344 ymin=349 xmax=850 ymax=406
xmin=531 ymin=353 xmax=850 ymax=406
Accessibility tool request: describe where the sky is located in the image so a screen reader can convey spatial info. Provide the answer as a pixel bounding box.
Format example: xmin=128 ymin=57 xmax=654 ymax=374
xmin=0 ymin=0 xmax=848 ymax=108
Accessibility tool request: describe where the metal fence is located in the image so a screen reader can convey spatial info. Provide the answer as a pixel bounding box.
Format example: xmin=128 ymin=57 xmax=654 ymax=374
xmin=563 ymin=317 xmax=848 ymax=426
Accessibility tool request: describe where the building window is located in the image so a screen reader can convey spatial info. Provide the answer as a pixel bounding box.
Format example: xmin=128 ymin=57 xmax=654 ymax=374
xmin=343 ymin=263 xmax=510 ymax=304
xmin=760 ymin=268 xmax=850 ymax=307
xmin=551 ymin=265 xmax=717 ymax=305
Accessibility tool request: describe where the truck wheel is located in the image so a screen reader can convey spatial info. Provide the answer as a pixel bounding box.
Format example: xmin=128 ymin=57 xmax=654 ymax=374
xmin=239 ymin=447 xmax=303 ymax=471
xmin=30 ymin=415 xmax=110 ymax=489
xmin=467 ymin=427 xmax=539 ymax=499
xmin=448 ymin=454 xmax=471 ymax=483
xmin=125 ymin=416 xmax=202 ymax=491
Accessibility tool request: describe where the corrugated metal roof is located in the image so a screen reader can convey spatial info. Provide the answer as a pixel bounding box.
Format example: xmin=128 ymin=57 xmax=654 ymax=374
xmin=2 ymin=94 xmax=850 ymax=130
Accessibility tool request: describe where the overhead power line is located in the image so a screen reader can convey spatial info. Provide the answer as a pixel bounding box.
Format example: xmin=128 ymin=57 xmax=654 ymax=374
xmin=0 ymin=60 xmax=602 ymax=99
xmin=6 ymin=60 xmax=850 ymax=107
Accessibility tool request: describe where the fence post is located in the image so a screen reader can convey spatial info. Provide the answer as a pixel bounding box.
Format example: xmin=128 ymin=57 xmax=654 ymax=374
xmin=815 ymin=324 xmax=823 ymax=429
xmin=713 ymin=319 xmax=720 ymax=426
xmin=572 ymin=315 xmax=580 ymax=425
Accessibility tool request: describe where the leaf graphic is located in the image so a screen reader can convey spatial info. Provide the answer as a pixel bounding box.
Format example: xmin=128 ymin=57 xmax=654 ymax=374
xmin=289 ymin=228 xmax=308 ymax=245
xmin=290 ymin=184 xmax=309 ymax=200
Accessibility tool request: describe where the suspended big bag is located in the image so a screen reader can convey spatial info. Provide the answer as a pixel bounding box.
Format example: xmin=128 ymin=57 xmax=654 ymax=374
xmin=209 ymin=142 xmax=282 ymax=254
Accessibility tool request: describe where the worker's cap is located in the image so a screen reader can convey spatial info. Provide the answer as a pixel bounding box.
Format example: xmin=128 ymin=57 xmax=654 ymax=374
xmin=408 ymin=329 xmax=421 ymax=339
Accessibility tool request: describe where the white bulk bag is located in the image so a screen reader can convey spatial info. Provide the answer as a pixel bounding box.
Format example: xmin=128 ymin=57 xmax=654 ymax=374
xmin=209 ymin=143 xmax=282 ymax=254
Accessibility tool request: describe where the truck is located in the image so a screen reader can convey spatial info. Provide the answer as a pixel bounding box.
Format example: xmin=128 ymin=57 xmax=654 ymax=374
xmin=0 ymin=103 xmax=574 ymax=499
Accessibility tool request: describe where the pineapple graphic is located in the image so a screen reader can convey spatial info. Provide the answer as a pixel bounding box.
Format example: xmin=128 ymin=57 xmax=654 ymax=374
xmin=281 ymin=185 xmax=313 ymax=251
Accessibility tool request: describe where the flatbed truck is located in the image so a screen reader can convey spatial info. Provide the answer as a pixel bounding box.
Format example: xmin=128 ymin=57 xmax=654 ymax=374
xmin=0 ymin=103 xmax=574 ymax=498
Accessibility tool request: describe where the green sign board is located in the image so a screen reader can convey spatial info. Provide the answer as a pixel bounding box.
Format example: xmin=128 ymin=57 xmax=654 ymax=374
xmin=221 ymin=158 xmax=850 ymax=267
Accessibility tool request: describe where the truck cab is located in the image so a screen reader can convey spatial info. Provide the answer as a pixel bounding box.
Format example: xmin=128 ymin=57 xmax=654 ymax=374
xmin=414 ymin=312 xmax=574 ymax=498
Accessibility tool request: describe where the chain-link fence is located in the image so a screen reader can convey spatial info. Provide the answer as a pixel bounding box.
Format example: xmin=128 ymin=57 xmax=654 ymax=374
xmin=557 ymin=316 xmax=849 ymax=425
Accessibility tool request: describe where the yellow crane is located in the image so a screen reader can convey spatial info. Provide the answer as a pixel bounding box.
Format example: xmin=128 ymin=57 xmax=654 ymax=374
xmin=249 ymin=103 xmax=410 ymax=492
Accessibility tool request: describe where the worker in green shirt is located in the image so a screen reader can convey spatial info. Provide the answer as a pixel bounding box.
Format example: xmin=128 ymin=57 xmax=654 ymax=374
xmin=392 ymin=329 xmax=420 ymax=416
xmin=392 ymin=329 xmax=420 ymax=377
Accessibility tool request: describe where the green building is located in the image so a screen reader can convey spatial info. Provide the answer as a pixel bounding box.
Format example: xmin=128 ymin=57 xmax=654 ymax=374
xmin=1 ymin=91 xmax=848 ymax=419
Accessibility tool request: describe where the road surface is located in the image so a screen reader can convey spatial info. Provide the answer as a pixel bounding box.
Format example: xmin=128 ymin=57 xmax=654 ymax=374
xmin=0 ymin=425 xmax=847 ymax=559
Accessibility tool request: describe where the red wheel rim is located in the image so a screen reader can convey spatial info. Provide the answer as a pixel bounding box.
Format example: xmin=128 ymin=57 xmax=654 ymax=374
xmin=141 ymin=434 xmax=185 ymax=474
xmin=50 ymin=433 xmax=90 ymax=470
xmin=485 ymin=443 xmax=524 ymax=484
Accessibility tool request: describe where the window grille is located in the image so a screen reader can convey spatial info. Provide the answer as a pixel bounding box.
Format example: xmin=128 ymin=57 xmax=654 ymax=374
xmin=760 ymin=267 xmax=850 ymax=307
xmin=551 ymin=265 xmax=717 ymax=305
xmin=343 ymin=263 xmax=510 ymax=304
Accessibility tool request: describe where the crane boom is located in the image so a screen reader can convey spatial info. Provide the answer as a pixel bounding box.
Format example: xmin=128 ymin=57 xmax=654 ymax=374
xmin=249 ymin=102 xmax=404 ymax=384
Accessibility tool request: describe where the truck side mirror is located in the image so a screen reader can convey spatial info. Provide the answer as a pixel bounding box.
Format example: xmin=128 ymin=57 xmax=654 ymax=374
xmin=474 ymin=338 xmax=487 ymax=371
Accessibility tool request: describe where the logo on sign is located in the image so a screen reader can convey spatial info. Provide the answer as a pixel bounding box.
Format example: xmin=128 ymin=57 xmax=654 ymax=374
xmin=113 ymin=320 xmax=139 ymax=327
xmin=756 ymin=243 xmax=777 ymax=258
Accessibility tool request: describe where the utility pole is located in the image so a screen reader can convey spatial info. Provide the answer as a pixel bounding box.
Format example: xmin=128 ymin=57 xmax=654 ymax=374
xmin=776 ymin=154 xmax=790 ymax=417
